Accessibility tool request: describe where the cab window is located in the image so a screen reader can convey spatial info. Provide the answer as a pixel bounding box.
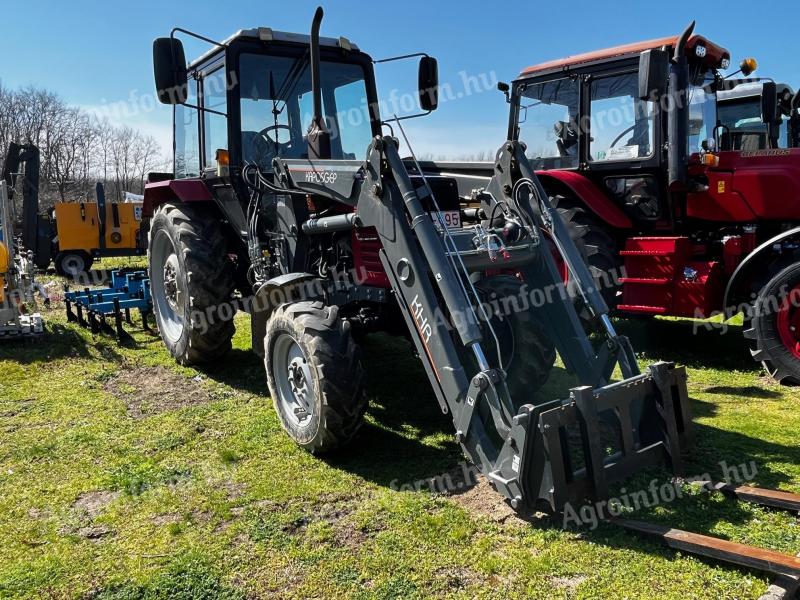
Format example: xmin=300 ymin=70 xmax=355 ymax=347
xmin=239 ymin=53 xmax=373 ymax=169
xmin=203 ymin=68 xmax=229 ymax=169
xmin=517 ymin=77 xmax=580 ymax=170
xmin=175 ymin=79 xmax=200 ymax=178
xmin=589 ymin=73 xmax=654 ymax=162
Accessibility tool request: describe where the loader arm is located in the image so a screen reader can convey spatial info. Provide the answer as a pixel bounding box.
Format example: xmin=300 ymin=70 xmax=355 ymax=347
xmin=272 ymin=135 xmax=693 ymax=513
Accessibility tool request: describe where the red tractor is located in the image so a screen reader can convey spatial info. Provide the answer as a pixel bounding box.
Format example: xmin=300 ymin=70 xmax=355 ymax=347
xmin=422 ymin=23 xmax=800 ymax=383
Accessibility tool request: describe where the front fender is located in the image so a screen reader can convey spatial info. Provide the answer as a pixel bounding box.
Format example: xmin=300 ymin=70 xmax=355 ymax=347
xmin=724 ymin=226 xmax=800 ymax=318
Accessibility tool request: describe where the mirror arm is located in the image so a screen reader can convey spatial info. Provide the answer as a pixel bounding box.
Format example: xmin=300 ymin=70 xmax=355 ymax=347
xmin=179 ymin=102 xmax=227 ymax=117
xmin=373 ymin=52 xmax=429 ymax=65
xmin=381 ymin=110 xmax=432 ymax=125
xmin=170 ymin=27 xmax=226 ymax=49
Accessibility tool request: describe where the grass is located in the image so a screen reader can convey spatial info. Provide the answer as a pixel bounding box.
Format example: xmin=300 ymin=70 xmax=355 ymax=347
xmin=0 ymin=268 xmax=798 ymax=598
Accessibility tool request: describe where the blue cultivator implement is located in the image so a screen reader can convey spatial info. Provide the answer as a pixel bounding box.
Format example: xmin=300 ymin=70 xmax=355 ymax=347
xmin=65 ymin=270 xmax=152 ymax=341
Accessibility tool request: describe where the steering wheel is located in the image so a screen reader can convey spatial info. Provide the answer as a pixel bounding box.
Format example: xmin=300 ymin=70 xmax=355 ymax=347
xmin=259 ymin=124 xmax=293 ymax=146
xmin=610 ymin=125 xmax=636 ymax=148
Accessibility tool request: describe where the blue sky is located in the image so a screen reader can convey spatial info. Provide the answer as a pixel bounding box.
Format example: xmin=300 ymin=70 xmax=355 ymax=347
xmin=1 ymin=0 xmax=796 ymax=158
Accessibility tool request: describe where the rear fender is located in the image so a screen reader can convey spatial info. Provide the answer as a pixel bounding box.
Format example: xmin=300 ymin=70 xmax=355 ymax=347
xmin=724 ymin=226 xmax=800 ymax=317
xmin=142 ymin=178 xmax=213 ymax=218
xmin=537 ymin=171 xmax=633 ymax=229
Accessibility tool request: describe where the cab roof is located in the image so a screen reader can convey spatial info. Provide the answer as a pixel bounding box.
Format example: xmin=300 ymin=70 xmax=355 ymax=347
xmin=188 ymin=28 xmax=359 ymax=69
xmin=519 ymin=34 xmax=729 ymax=78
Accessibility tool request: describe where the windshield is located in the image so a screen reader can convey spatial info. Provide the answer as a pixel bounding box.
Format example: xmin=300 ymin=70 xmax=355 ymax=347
xmin=239 ymin=53 xmax=374 ymax=169
xmin=718 ymin=96 xmax=789 ymax=150
xmin=688 ymin=82 xmax=717 ymax=154
xmin=517 ymin=78 xmax=580 ymax=170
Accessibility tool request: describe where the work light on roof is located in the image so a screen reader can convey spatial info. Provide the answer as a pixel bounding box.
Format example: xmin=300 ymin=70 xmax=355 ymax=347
xmin=720 ymin=57 xmax=730 ymax=70
xmin=694 ymin=44 xmax=707 ymax=58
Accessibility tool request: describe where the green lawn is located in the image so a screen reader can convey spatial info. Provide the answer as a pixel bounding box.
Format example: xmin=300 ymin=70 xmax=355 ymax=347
xmin=0 ymin=271 xmax=798 ymax=599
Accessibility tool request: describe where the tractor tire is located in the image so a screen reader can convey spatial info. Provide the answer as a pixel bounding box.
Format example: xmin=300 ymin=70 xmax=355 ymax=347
xmin=55 ymin=251 xmax=93 ymax=278
xmin=475 ymin=275 xmax=557 ymax=401
xmin=551 ymin=194 xmax=622 ymax=310
xmin=745 ymin=263 xmax=800 ymax=385
xmin=148 ymin=202 xmax=235 ymax=365
xmin=265 ymin=302 xmax=367 ymax=453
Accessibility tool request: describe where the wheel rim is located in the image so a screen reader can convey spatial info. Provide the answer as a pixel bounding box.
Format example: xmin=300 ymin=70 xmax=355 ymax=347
xmin=272 ymin=333 xmax=315 ymax=427
xmin=62 ymin=254 xmax=86 ymax=277
xmin=777 ymin=284 xmax=800 ymax=360
xmin=150 ymin=229 xmax=186 ymax=344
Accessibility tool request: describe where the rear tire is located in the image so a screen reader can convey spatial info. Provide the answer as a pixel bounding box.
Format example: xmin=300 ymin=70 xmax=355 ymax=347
xmin=475 ymin=275 xmax=557 ymax=401
xmin=551 ymin=194 xmax=621 ymax=310
xmin=265 ymin=302 xmax=367 ymax=453
xmin=55 ymin=251 xmax=93 ymax=278
xmin=148 ymin=203 xmax=235 ymax=365
xmin=745 ymin=263 xmax=800 ymax=385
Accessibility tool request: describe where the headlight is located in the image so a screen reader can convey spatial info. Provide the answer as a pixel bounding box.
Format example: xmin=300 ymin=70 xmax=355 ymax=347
xmin=720 ymin=57 xmax=731 ymax=70
xmin=695 ymin=44 xmax=707 ymax=58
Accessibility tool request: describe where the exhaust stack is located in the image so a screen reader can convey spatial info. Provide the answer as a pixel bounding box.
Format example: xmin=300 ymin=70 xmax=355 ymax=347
xmin=307 ymin=6 xmax=331 ymax=160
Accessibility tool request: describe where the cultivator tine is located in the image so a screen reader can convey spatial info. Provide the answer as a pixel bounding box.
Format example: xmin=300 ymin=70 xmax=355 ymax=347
xmin=89 ymin=311 xmax=100 ymax=334
xmin=124 ymin=308 xmax=132 ymax=324
xmin=76 ymin=304 xmax=86 ymax=328
xmin=65 ymin=298 xmax=76 ymax=323
xmin=113 ymin=299 xmax=134 ymax=343
xmin=141 ymin=309 xmax=153 ymax=334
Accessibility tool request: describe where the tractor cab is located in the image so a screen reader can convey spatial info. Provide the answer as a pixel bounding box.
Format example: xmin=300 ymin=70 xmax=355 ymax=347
xmin=509 ymin=29 xmax=732 ymax=226
xmin=157 ymin=28 xmax=381 ymax=182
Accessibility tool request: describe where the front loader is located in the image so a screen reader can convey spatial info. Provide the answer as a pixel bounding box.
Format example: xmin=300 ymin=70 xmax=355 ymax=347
xmin=146 ymin=7 xmax=691 ymax=513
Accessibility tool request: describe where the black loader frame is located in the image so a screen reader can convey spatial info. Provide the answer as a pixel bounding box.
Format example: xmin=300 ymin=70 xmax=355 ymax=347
xmin=150 ymin=7 xmax=691 ymax=514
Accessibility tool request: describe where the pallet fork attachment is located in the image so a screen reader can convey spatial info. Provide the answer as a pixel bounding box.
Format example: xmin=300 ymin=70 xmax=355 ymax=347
xmin=271 ymin=130 xmax=694 ymax=513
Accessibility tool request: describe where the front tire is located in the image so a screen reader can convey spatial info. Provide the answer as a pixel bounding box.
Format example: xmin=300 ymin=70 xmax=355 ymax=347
xmin=148 ymin=203 xmax=235 ymax=365
xmin=746 ymin=263 xmax=800 ymax=385
xmin=265 ymin=302 xmax=367 ymax=453
xmin=475 ymin=275 xmax=557 ymax=401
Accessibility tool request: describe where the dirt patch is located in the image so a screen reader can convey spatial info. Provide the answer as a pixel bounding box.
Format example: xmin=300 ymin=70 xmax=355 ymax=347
xmin=151 ymin=513 xmax=182 ymax=526
xmin=446 ymin=476 xmax=521 ymax=524
xmin=550 ymin=575 xmax=587 ymax=594
xmin=73 ymin=490 xmax=120 ymax=519
xmin=104 ymin=366 xmax=213 ymax=418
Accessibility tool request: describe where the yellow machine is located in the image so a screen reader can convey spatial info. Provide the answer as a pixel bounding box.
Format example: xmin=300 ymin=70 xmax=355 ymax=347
xmin=52 ymin=192 xmax=144 ymax=276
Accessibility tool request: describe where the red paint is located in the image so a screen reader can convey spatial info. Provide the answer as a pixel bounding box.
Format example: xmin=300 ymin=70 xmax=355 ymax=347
xmin=143 ymin=178 xmax=213 ymax=217
xmin=777 ymin=285 xmax=800 ymax=360
xmin=351 ymin=228 xmax=390 ymax=288
xmin=537 ymin=170 xmax=633 ymax=229
xmin=520 ymin=35 xmax=729 ymax=77
xmin=688 ymin=150 xmax=800 ymax=222
xmin=617 ymin=237 xmax=724 ymax=318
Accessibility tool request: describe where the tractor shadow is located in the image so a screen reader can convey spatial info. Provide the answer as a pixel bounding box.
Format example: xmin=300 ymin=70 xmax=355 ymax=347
xmin=615 ymin=316 xmax=757 ymax=373
xmin=0 ymin=322 xmax=98 ymax=364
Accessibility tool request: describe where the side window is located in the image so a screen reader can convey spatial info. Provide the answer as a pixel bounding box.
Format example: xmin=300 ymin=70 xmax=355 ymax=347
xmin=590 ymin=73 xmax=654 ymax=162
xmin=203 ymin=68 xmax=228 ymax=168
xmin=333 ymin=79 xmax=372 ymax=160
xmin=175 ymin=80 xmax=200 ymax=178
xmin=518 ymin=78 xmax=580 ymax=170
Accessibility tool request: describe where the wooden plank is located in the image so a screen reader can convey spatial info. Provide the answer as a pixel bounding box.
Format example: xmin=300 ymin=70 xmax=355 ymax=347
xmin=700 ymin=482 xmax=800 ymax=513
xmin=613 ymin=518 xmax=800 ymax=578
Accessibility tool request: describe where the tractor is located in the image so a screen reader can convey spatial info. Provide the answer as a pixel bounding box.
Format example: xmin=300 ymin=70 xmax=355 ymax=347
xmin=145 ymin=7 xmax=692 ymax=513
xmin=419 ymin=23 xmax=800 ymax=384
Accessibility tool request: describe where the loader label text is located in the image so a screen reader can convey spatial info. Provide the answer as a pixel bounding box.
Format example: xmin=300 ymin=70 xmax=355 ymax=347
xmin=411 ymin=294 xmax=433 ymax=344
xmin=304 ymin=170 xmax=338 ymax=185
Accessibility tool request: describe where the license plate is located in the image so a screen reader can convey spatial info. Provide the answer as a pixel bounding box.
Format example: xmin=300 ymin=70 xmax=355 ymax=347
xmin=431 ymin=210 xmax=461 ymax=230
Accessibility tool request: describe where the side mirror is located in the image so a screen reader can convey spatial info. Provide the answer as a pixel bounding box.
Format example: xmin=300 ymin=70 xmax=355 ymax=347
xmin=761 ymin=81 xmax=778 ymax=124
xmin=153 ymin=37 xmax=188 ymax=105
xmin=638 ymin=49 xmax=669 ymax=101
xmin=418 ymin=56 xmax=439 ymax=112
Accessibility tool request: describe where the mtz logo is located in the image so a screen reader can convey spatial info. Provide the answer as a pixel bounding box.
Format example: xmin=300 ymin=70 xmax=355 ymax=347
xmin=411 ymin=294 xmax=433 ymax=344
